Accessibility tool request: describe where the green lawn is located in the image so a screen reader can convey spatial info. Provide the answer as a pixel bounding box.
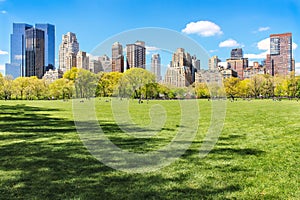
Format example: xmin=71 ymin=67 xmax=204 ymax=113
xmin=0 ymin=99 xmax=299 ymax=199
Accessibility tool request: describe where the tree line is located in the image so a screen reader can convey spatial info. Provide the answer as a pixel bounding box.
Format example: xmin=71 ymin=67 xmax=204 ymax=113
xmin=0 ymin=68 xmax=299 ymax=100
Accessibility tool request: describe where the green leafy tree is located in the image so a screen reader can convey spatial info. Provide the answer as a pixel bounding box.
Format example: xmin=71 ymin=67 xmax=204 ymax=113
xmin=287 ymin=72 xmax=297 ymax=98
xmin=261 ymin=75 xmax=274 ymax=98
xmin=63 ymin=67 xmax=78 ymax=81
xmin=194 ymin=82 xmax=210 ymax=98
xmin=237 ymin=79 xmax=251 ymax=98
xmin=75 ymin=69 xmax=98 ymax=98
xmin=97 ymin=72 xmax=123 ymax=97
xmin=249 ymin=75 xmax=264 ymax=98
xmin=117 ymin=68 xmax=155 ymax=99
xmin=223 ymin=77 xmax=240 ymax=98
xmin=49 ymin=78 xmax=74 ymax=99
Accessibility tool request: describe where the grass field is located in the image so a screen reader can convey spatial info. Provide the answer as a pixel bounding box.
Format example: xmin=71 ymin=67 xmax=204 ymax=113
xmin=0 ymin=99 xmax=299 ymax=199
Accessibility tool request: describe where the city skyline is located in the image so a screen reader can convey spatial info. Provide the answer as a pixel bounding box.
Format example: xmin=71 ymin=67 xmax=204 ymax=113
xmin=0 ymin=0 xmax=300 ymax=75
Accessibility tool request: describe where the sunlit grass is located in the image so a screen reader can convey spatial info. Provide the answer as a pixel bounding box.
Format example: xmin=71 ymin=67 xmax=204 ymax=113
xmin=0 ymin=99 xmax=299 ymax=199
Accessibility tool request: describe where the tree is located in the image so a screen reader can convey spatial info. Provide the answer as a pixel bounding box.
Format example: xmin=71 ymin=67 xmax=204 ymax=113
xmin=223 ymin=77 xmax=240 ymax=98
xmin=261 ymin=75 xmax=274 ymax=98
xmin=75 ymin=69 xmax=98 ymax=98
xmin=117 ymin=68 xmax=155 ymax=99
xmin=13 ymin=77 xmax=29 ymax=99
xmin=49 ymin=78 xmax=74 ymax=99
xmin=249 ymin=75 xmax=264 ymax=98
xmin=194 ymin=82 xmax=209 ymax=98
xmin=96 ymin=72 xmax=123 ymax=97
xmin=237 ymin=79 xmax=250 ymax=98
xmin=274 ymin=76 xmax=286 ymax=97
xmin=287 ymin=72 xmax=297 ymax=98
xmin=63 ymin=67 xmax=78 ymax=81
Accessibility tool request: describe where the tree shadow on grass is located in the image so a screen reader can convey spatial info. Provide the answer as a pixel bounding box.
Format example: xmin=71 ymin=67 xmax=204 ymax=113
xmin=0 ymin=104 xmax=244 ymax=199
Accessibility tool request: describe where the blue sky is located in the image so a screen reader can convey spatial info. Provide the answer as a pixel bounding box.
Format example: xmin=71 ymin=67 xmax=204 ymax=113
xmin=1 ymin=0 xmax=300 ymax=74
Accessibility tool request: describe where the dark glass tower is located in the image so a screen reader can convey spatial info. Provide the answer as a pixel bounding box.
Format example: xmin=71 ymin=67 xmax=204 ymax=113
xmin=25 ymin=28 xmax=45 ymax=79
xmin=35 ymin=23 xmax=55 ymax=69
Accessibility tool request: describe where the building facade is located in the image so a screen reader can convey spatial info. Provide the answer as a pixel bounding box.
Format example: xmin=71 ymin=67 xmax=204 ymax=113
xmin=59 ymin=32 xmax=79 ymax=73
xmin=208 ymin=55 xmax=220 ymax=70
xmin=126 ymin=41 xmax=146 ymax=69
xmin=25 ymin=28 xmax=45 ymax=79
xmin=231 ymin=48 xmax=243 ymax=59
xmin=35 ymin=23 xmax=55 ymax=68
xmin=76 ymin=51 xmax=89 ymax=70
xmin=111 ymin=42 xmax=124 ymax=72
xmin=226 ymin=58 xmax=248 ymax=79
xmin=151 ymin=54 xmax=161 ymax=82
xmin=99 ymin=54 xmax=111 ymax=72
xmin=266 ymin=33 xmax=293 ymax=76
xmin=5 ymin=23 xmax=33 ymax=78
xmin=89 ymin=59 xmax=103 ymax=74
xmin=164 ymin=48 xmax=193 ymax=87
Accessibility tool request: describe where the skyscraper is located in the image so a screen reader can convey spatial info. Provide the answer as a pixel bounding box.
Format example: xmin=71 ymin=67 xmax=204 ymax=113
xmin=266 ymin=33 xmax=292 ymax=76
xmin=98 ymin=54 xmax=111 ymax=72
xmin=209 ymin=55 xmax=220 ymax=70
xmin=25 ymin=27 xmax=45 ymax=78
xmin=231 ymin=48 xmax=243 ymax=59
xmin=76 ymin=51 xmax=89 ymax=70
xmin=126 ymin=41 xmax=146 ymax=69
xmin=59 ymin=32 xmax=79 ymax=73
xmin=164 ymin=48 xmax=193 ymax=87
xmin=151 ymin=54 xmax=161 ymax=82
xmin=5 ymin=23 xmax=55 ymax=79
xmin=35 ymin=24 xmax=55 ymax=68
xmin=227 ymin=48 xmax=248 ymax=79
xmin=5 ymin=23 xmax=33 ymax=78
xmin=112 ymin=42 xmax=124 ymax=72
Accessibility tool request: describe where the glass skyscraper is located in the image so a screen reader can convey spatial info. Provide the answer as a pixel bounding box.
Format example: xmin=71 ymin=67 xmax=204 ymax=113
xmin=35 ymin=23 xmax=55 ymax=68
xmin=5 ymin=23 xmax=55 ymax=79
xmin=25 ymin=28 xmax=45 ymax=79
xmin=5 ymin=23 xmax=33 ymax=78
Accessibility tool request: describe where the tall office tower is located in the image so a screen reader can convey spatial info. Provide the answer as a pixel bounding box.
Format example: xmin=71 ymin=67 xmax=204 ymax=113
xmin=209 ymin=55 xmax=220 ymax=70
xmin=231 ymin=48 xmax=243 ymax=59
xmin=164 ymin=48 xmax=193 ymax=87
xmin=151 ymin=54 xmax=161 ymax=82
xmin=266 ymin=33 xmax=293 ymax=76
xmin=99 ymin=54 xmax=111 ymax=72
xmin=59 ymin=32 xmax=79 ymax=73
xmin=89 ymin=58 xmax=103 ymax=74
xmin=76 ymin=51 xmax=89 ymax=70
xmin=192 ymin=55 xmax=200 ymax=70
xmin=126 ymin=40 xmax=146 ymax=69
xmin=25 ymin=27 xmax=45 ymax=78
xmin=112 ymin=42 xmax=124 ymax=72
xmin=35 ymin=24 xmax=55 ymax=69
xmin=5 ymin=23 xmax=33 ymax=78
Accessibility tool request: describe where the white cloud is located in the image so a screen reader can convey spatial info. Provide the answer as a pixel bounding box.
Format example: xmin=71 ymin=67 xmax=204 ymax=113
xmin=146 ymin=46 xmax=160 ymax=55
xmin=244 ymin=52 xmax=268 ymax=59
xmin=0 ymin=50 xmax=8 ymax=55
xmin=182 ymin=20 xmax=223 ymax=37
xmin=219 ymin=39 xmax=241 ymax=48
xmin=258 ymin=27 xmax=270 ymax=32
xmin=244 ymin=38 xmax=298 ymax=59
xmin=1 ymin=10 xmax=7 ymax=14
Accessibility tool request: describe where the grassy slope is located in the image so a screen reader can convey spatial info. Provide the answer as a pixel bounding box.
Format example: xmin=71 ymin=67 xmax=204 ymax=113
xmin=0 ymin=99 xmax=299 ymax=199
